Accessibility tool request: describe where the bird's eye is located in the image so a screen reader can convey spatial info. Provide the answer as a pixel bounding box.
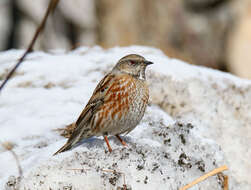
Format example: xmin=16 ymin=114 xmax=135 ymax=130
xmin=130 ymin=61 xmax=136 ymax=65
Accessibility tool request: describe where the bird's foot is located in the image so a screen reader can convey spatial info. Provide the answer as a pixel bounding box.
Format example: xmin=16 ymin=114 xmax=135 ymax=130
xmin=116 ymin=135 xmax=127 ymax=146
xmin=104 ymin=136 xmax=113 ymax=152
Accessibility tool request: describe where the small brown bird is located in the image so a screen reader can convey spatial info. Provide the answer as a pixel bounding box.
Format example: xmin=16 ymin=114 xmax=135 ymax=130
xmin=54 ymin=54 xmax=153 ymax=155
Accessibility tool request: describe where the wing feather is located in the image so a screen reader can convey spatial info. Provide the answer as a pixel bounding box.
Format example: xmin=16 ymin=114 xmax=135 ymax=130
xmin=53 ymin=73 xmax=115 ymax=155
xmin=76 ymin=73 xmax=114 ymax=126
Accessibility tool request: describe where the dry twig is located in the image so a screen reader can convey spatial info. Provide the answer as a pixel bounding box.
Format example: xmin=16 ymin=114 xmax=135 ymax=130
xmin=54 ymin=122 xmax=76 ymax=138
xmin=1 ymin=141 xmax=23 ymax=188
xmin=180 ymin=165 xmax=228 ymax=190
xmin=0 ymin=0 xmax=60 ymax=93
xmin=218 ymin=172 xmax=229 ymax=190
xmin=67 ymin=168 xmax=90 ymax=174
xmin=223 ymin=174 xmax=229 ymax=190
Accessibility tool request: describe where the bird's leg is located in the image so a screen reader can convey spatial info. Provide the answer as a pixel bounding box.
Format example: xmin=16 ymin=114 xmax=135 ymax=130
xmin=104 ymin=136 xmax=112 ymax=152
xmin=116 ymin=135 xmax=127 ymax=146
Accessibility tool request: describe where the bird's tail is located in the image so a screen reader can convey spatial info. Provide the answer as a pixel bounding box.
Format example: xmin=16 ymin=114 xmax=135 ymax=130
xmin=53 ymin=124 xmax=92 ymax=156
xmin=53 ymin=131 xmax=83 ymax=156
xmin=53 ymin=141 xmax=73 ymax=156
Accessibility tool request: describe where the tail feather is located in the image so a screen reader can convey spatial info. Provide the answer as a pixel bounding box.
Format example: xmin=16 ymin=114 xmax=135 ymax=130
xmin=53 ymin=142 xmax=73 ymax=156
xmin=53 ymin=133 xmax=81 ymax=156
xmin=53 ymin=121 xmax=93 ymax=156
xmin=53 ymin=126 xmax=89 ymax=156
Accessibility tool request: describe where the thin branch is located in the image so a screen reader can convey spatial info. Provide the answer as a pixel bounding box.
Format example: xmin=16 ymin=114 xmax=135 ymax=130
xmin=223 ymin=174 xmax=228 ymax=190
xmin=0 ymin=0 xmax=60 ymax=93
xmin=67 ymin=168 xmax=90 ymax=174
xmin=1 ymin=141 xmax=23 ymax=188
xmin=180 ymin=165 xmax=228 ymax=190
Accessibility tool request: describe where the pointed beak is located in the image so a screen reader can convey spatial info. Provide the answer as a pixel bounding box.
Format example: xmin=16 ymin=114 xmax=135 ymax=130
xmin=144 ymin=61 xmax=154 ymax=65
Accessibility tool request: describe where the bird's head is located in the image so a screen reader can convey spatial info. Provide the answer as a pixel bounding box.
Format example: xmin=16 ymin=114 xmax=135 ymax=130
xmin=113 ymin=54 xmax=153 ymax=80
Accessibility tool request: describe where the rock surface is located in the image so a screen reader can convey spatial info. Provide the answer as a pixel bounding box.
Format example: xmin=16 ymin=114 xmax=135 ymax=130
xmin=0 ymin=46 xmax=250 ymax=189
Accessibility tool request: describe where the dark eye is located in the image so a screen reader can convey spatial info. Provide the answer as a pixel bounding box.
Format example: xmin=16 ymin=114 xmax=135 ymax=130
xmin=130 ymin=61 xmax=136 ymax=65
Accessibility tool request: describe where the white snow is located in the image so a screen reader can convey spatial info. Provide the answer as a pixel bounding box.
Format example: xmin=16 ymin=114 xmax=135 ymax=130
xmin=0 ymin=46 xmax=250 ymax=189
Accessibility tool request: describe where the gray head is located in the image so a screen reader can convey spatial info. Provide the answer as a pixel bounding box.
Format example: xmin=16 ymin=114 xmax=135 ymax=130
xmin=112 ymin=54 xmax=153 ymax=80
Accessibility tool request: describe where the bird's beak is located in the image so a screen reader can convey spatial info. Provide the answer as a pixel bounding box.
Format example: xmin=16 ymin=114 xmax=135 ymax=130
xmin=144 ymin=61 xmax=154 ymax=65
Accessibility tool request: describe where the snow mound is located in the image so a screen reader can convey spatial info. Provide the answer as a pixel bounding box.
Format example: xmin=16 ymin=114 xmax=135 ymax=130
xmin=6 ymin=107 xmax=228 ymax=190
xmin=0 ymin=46 xmax=250 ymax=189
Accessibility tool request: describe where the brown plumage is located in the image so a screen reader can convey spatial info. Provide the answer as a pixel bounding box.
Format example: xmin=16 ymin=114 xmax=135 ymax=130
xmin=53 ymin=54 xmax=153 ymax=155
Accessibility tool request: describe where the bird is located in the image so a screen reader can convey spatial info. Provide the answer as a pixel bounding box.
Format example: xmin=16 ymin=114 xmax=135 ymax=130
xmin=53 ymin=54 xmax=153 ymax=155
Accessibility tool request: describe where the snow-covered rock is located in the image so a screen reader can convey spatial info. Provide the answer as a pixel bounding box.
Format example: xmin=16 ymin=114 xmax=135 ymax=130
xmin=0 ymin=46 xmax=250 ymax=189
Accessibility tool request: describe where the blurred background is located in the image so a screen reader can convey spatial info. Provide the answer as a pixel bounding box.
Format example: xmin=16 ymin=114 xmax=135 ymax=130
xmin=0 ymin=0 xmax=251 ymax=78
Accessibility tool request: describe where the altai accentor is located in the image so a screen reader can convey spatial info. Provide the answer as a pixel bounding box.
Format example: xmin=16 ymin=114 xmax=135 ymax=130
xmin=54 ymin=54 xmax=153 ymax=155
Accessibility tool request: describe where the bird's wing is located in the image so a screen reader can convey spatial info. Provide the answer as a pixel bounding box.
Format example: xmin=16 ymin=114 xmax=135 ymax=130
xmin=73 ymin=73 xmax=116 ymax=138
xmin=53 ymin=73 xmax=115 ymax=155
xmin=76 ymin=73 xmax=115 ymax=126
